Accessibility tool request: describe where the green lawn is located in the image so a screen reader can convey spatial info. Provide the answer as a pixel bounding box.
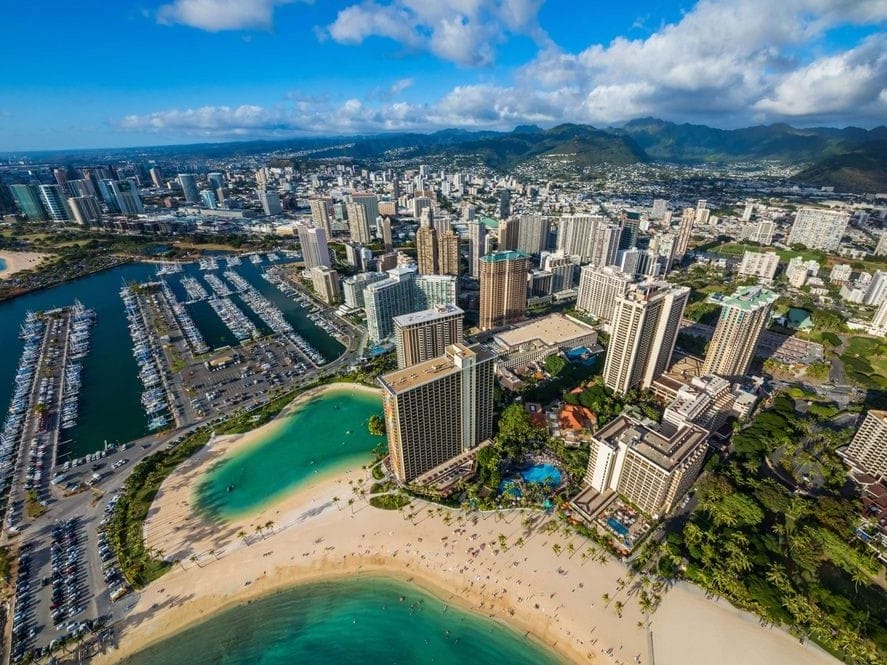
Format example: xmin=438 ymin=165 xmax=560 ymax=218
xmin=840 ymin=336 xmax=887 ymax=390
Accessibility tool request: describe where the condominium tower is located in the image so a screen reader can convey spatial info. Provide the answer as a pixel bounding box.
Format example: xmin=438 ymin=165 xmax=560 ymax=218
xmin=296 ymin=221 xmax=331 ymax=270
xmin=38 ymin=185 xmax=72 ymax=222
xmin=10 ymin=184 xmax=47 ymax=221
xmin=466 ymin=221 xmax=485 ymax=278
xmin=576 ymin=264 xmax=636 ymax=322
xmin=787 ymin=208 xmax=850 ymax=252
xmin=309 ymin=197 xmax=333 ymax=235
xmin=674 ymin=207 xmax=695 ymax=260
xmin=177 ymin=173 xmax=200 ymax=203
xmin=844 ymin=410 xmax=887 ymax=478
xmin=346 ymin=201 xmax=372 ymax=244
xmin=379 ymin=343 xmax=494 ymax=483
xmin=393 ymin=304 xmax=464 ymax=368
xmin=479 ymin=250 xmax=530 ymax=330
xmin=603 ymin=282 xmax=690 ymax=394
xmin=702 ymin=285 xmax=778 ymax=379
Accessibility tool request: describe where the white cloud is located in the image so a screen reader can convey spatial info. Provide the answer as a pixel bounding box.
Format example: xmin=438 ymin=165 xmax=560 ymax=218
xmin=157 ymin=0 xmax=304 ymax=32
xmin=325 ymin=0 xmax=548 ymax=67
xmin=126 ymin=0 xmax=887 ymax=136
xmin=755 ymin=34 xmax=887 ymax=121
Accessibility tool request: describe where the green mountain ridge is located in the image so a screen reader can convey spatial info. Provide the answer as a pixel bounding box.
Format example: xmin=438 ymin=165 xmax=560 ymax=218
xmin=616 ymin=117 xmax=887 ymax=164
xmin=792 ymin=142 xmax=887 ymax=193
xmin=7 ymin=119 xmax=885 ymax=193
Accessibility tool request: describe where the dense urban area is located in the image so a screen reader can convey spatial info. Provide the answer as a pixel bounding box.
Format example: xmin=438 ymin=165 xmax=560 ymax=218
xmin=0 ymin=130 xmax=886 ymax=665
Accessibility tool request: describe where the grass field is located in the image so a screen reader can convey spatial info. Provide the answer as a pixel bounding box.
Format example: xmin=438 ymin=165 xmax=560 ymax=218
xmin=706 ymin=242 xmax=887 ymax=274
xmin=840 ymin=336 xmax=887 ymax=390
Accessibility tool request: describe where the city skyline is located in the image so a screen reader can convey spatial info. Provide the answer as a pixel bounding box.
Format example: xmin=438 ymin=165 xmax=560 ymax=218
xmin=0 ymin=0 xmax=885 ymax=151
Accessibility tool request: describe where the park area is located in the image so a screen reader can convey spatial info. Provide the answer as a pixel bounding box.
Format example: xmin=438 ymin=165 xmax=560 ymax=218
xmin=839 ymin=336 xmax=887 ymax=391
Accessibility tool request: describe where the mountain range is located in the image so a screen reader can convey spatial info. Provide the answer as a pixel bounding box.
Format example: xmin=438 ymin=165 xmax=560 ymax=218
xmin=9 ymin=119 xmax=886 ymax=193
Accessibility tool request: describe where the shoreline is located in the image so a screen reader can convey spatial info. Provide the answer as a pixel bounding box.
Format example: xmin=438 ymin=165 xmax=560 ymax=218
xmin=0 ymin=256 xmax=131 ymax=303
xmin=0 ymin=250 xmax=51 ymax=279
xmin=150 ymin=381 xmax=381 ymax=533
xmin=99 ymin=423 xmax=838 ymax=665
xmin=112 ymin=566 xmax=570 ymax=664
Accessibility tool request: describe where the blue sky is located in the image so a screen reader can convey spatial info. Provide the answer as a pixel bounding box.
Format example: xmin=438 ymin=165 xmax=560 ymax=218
xmin=0 ymin=0 xmax=885 ymax=150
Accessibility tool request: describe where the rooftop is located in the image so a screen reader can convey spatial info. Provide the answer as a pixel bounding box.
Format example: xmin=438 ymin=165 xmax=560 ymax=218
xmin=379 ymin=343 xmax=493 ymax=394
xmin=596 ymin=414 xmax=708 ymax=472
xmin=708 ymin=284 xmax=778 ymax=311
xmin=493 ymin=313 xmax=596 ymax=351
xmin=480 ymin=250 xmax=530 ymax=263
xmin=393 ymin=304 xmax=464 ymax=327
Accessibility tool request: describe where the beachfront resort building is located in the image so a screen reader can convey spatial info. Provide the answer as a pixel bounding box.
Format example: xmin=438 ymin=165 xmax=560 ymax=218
xmin=578 ymin=414 xmax=709 ymax=518
xmin=364 ymin=266 xmax=458 ymax=342
xmin=702 ymin=285 xmax=778 ymax=379
xmin=379 ymin=343 xmax=495 ymax=483
xmin=394 ymin=305 xmax=464 ymax=369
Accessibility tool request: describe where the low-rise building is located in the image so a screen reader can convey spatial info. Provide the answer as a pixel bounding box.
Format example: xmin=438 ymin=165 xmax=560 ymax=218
xmin=737 ymin=251 xmax=779 ymax=283
xmin=491 ymin=313 xmax=598 ymax=369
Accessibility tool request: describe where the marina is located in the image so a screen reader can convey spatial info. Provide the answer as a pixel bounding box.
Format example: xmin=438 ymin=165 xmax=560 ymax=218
xmin=0 ymin=261 xmax=343 ymax=461
xmin=224 ymin=270 xmax=324 ymax=365
xmin=180 ymin=276 xmax=209 ymax=302
xmin=204 ymin=273 xmax=233 ymax=298
xmin=121 ymin=286 xmax=177 ymax=432
xmin=206 ymin=297 xmax=260 ymax=342
xmin=157 ymin=281 xmax=210 ymax=355
xmin=155 ymin=262 xmax=182 ymax=277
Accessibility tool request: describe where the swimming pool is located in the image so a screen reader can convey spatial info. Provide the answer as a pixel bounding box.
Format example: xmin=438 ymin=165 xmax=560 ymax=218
xmin=521 ymin=464 xmax=562 ymax=487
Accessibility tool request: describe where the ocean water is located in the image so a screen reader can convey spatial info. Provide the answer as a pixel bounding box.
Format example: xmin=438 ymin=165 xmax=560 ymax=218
xmin=122 ymin=576 xmax=563 ymax=665
xmin=0 ymin=262 xmax=158 ymax=457
xmin=0 ymin=259 xmax=344 ymax=458
xmin=196 ymin=387 xmax=384 ymax=519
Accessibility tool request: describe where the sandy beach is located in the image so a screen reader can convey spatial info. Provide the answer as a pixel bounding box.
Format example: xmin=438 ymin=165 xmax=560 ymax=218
xmin=97 ymin=383 xmax=837 ymax=665
xmin=0 ymin=250 xmax=50 ymax=279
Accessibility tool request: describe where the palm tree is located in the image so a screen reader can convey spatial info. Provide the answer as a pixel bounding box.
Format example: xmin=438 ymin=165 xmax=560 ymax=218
xmin=614 ymin=600 xmax=624 ymax=617
xmin=601 ymin=592 xmax=610 ymax=605
xmin=238 ymin=529 xmax=248 ymax=545
xmin=265 ymin=520 xmax=275 ymax=535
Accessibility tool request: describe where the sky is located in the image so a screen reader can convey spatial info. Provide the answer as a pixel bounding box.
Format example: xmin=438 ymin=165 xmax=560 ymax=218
xmin=0 ymin=0 xmax=885 ymax=150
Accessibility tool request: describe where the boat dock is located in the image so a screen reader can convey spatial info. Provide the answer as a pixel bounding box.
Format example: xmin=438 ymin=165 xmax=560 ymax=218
xmin=121 ymin=285 xmax=185 ymax=432
xmin=2 ymin=304 xmax=95 ymax=534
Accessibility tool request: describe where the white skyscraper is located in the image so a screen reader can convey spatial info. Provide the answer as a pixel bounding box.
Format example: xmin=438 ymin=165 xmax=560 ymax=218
xmin=296 ymin=221 xmax=331 ymax=270
xmin=467 ymin=221 xmax=485 ymax=278
xmin=576 ymin=265 xmax=637 ymax=322
xmin=787 ymin=208 xmax=850 ymax=252
xmin=556 ymin=214 xmax=607 ymax=263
